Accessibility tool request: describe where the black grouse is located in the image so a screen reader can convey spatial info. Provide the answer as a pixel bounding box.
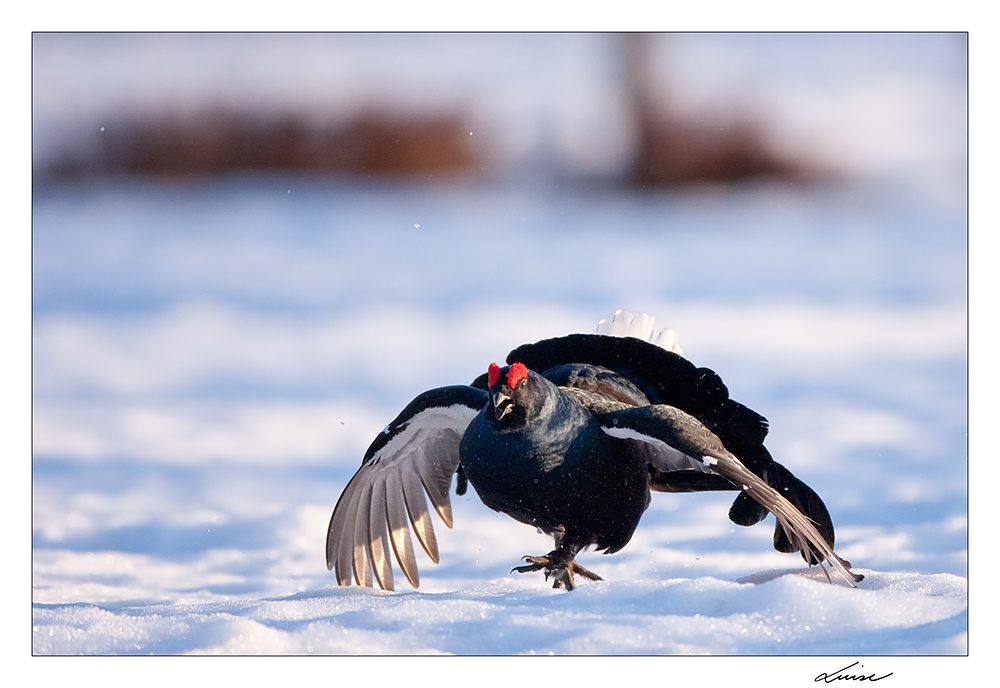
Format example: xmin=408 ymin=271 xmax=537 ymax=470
xmin=326 ymin=310 xmax=862 ymax=591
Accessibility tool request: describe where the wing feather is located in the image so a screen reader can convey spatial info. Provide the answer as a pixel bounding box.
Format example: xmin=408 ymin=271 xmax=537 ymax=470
xmin=368 ymin=478 xmax=393 ymax=591
xmin=707 ymin=451 xmax=859 ymax=584
xmin=352 ymin=483 xmax=374 ymax=587
xmin=328 ymin=476 xmax=362 ymax=586
xmin=401 ymin=461 xmax=440 ymax=564
xmin=602 ymin=405 xmax=862 ymax=585
xmin=325 ymin=386 xmax=487 ymax=591
xmin=417 ymin=437 xmax=459 ymax=529
xmin=384 ymin=470 xmax=420 ymax=588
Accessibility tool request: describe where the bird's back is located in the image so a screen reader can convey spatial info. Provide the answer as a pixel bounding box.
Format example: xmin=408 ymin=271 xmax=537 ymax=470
xmin=459 ymin=374 xmax=649 ymax=552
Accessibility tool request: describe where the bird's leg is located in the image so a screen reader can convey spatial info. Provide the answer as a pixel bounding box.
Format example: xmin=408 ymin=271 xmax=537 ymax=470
xmin=511 ymin=534 xmax=603 ymax=590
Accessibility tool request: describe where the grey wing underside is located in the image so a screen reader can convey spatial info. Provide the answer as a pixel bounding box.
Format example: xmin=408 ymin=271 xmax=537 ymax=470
xmin=325 ymin=387 xmax=486 ymax=591
xmin=600 ymin=405 xmax=862 ymax=585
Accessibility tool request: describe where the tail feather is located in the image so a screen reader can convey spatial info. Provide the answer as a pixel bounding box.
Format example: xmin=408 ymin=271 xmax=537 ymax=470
xmin=728 ymin=490 xmax=769 ymax=526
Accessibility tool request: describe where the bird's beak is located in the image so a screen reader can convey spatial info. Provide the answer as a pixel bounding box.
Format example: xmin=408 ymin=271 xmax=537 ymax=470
xmin=492 ymin=390 xmax=513 ymax=420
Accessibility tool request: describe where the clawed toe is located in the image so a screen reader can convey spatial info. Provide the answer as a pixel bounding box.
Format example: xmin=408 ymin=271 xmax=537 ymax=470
xmin=511 ymin=554 xmax=603 ymax=590
xmin=569 ymin=561 xmax=603 ymax=582
xmin=511 ymin=556 xmax=550 ymax=574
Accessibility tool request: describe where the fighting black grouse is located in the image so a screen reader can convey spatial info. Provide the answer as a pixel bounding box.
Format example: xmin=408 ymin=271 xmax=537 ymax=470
xmin=326 ymin=310 xmax=862 ymax=591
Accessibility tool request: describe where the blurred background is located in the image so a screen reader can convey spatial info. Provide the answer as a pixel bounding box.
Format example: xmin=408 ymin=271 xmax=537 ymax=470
xmin=33 ymin=33 xmax=966 ymax=194
xmin=32 ymin=33 xmax=967 ymax=610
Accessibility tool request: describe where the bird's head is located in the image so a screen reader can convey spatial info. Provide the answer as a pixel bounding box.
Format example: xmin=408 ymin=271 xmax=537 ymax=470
xmin=487 ymin=361 xmax=532 ymax=425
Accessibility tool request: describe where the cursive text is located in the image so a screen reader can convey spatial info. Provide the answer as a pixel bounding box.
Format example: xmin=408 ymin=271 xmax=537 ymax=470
xmin=815 ymin=662 xmax=893 ymax=683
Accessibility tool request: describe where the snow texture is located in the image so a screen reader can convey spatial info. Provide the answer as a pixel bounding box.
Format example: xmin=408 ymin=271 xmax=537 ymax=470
xmin=29 ymin=33 xmax=969 ymax=662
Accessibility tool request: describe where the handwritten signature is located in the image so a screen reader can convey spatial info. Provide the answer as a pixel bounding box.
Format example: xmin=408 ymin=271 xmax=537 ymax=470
xmin=815 ymin=662 xmax=893 ymax=683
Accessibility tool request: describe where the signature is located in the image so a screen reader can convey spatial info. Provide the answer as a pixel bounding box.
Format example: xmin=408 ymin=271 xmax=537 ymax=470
xmin=815 ymin=662 xmax=893 ymax=683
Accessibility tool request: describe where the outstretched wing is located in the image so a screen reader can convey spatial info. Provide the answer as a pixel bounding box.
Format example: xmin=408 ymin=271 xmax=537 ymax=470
xmin=325 ymin=385 xmax=488 ymax=591
xmin=600 ymin=405 xmax=862 ymax=585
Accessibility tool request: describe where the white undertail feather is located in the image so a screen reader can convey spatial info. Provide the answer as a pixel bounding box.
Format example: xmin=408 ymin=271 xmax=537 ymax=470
xmin=597 ymin=309 xmax=683 ymax=356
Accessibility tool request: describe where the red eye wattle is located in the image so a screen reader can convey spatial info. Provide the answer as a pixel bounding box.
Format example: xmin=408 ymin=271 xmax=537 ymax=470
xmin=507 ymin=362 xmax=528 ymax=388
xmin=488 ymin=362 xmax=501 ymax=387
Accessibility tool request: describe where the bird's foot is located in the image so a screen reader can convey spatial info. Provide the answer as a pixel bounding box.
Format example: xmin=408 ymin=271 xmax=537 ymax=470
xmin=512 ymin=554 xmax=603 ymax=591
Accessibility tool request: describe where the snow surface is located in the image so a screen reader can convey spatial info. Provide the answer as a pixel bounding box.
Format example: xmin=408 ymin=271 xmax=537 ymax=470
xmin=31 ymin=178 xmax=968 ymax=657
xmin=29 ymin=32 xmax=969 ymax=662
